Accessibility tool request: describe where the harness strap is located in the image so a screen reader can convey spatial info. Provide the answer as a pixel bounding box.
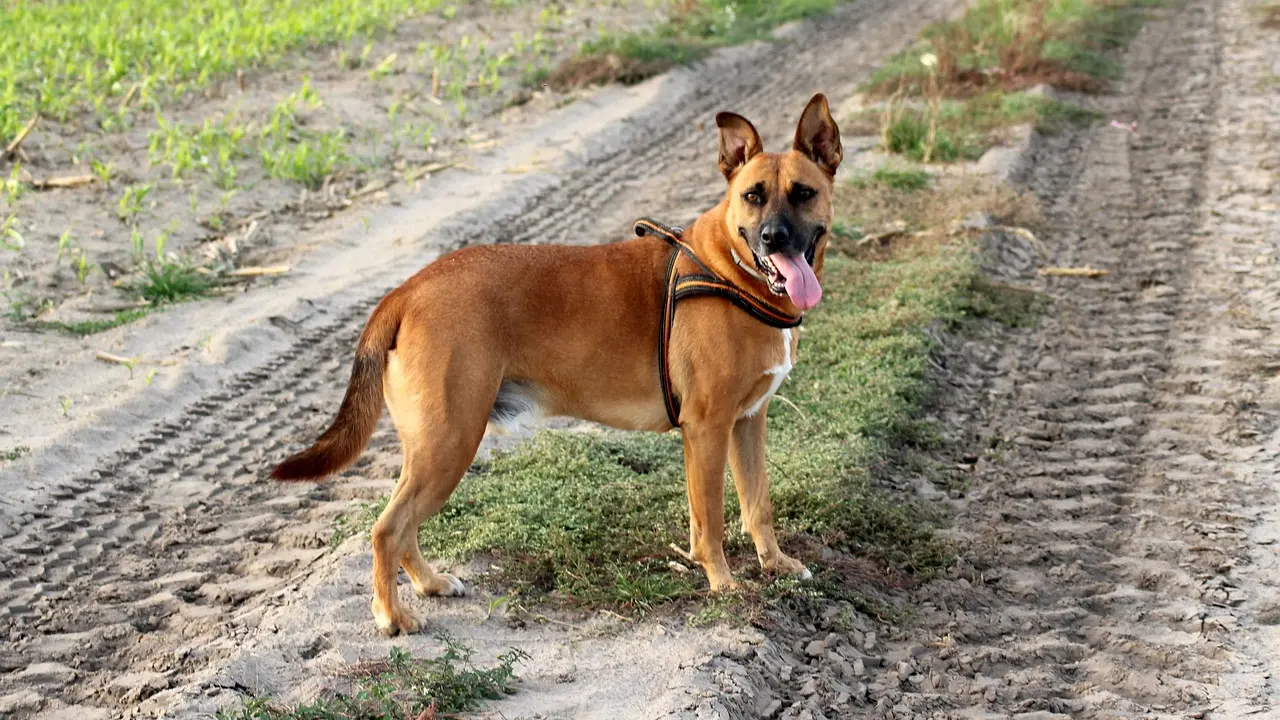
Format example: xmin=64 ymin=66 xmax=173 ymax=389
xmin=634 ymin=217 xmax=802 ymax=428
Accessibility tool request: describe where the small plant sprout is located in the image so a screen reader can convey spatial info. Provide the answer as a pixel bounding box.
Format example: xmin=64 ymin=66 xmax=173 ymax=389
xmin=117 ymin=183 xmax=155 ymax=223
xmin=145 ymin=369 xmax=159 ymax=386
xmin=90 ymin=158 xmax=113 ymax=184
xmin=5 ymin=163 xmax=26 ymax=205
xmin=1 ymin=214 xmax=23 ymax=251
xmin=59 ymin=396 xmax=72 ymax=417
xmin=74 ymin=249 xmax=94 ymax=285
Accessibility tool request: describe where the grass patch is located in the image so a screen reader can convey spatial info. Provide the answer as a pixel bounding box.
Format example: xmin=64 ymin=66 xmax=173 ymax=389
xmin=1 ymin=446 xmax=30 ymax=462
xmin=853 ymin=91 xmax=1101 ymax=162
xmin=134 ymin=262 xmax=211 ymax=304
xmin=217 ymin=637 xmax=526 ymax=720
xmin=548 ymin=0 xmax=842 ymax=90
xmin=852 ymin=166 xmax=933 ymax=192
xmin=37 ymin=308 xmax=152 ymax=336
xmin=866 ymin=0 xmax=1162 ymax=97
xmin=0 ymin=0 xmax=450 ymax=139
xmin=331 ymin=179 xmax=1046 ymax=614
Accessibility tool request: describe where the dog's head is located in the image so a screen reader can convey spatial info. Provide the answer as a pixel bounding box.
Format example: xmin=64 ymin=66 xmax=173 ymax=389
xmin=717 ymin=93 xmax=842 ymax=311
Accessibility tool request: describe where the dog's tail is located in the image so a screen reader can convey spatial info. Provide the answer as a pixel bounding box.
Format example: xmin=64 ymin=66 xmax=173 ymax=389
xmin=271 ymin=291 xmax=406 ymax=481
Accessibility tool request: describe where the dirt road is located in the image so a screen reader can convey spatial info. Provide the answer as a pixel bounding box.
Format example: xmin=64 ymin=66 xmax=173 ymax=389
xmin=850 ymin=0 xmax=1280 ymax=714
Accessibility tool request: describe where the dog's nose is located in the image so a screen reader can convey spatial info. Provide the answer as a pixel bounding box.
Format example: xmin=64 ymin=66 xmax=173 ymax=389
xmin=759 ymin=221 xmax=791 ymax=250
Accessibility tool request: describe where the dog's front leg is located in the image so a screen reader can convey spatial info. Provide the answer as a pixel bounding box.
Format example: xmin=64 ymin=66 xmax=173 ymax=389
xmin=729 ymin=409 xmax=811 ymax=580
xmin=680 ymin=418 xmax=738 ymax=591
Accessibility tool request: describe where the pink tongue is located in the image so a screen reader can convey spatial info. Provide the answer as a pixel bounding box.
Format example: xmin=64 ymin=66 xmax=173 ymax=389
xmin=768 ymin=253 xmax=822 ymax=310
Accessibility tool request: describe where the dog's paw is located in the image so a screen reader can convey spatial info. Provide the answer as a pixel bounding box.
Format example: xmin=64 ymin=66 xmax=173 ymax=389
xmin=416 ymin=572 xmax=467 ymax=598
xmin=373 ymin=604 xmax=423 ymax=637
xmin=763 ymin=553 xmax=812 ymax=581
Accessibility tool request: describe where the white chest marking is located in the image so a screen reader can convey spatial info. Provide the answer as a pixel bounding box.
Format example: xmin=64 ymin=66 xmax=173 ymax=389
xmin=741 ymin=328 xmax=793 ymax=418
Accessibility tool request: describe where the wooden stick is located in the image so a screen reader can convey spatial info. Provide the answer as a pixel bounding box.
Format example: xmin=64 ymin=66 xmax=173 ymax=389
xmin=32 ymin=175 xmax=96 ymax=190
xmin=404 ymin=161 xmax=453 ymax=183
xmin=1037 ymin=266 xmax=1110 ymax=278
xmin=95 ymin=351 xmax=138 ymax=367
xmin=4 ymin=115 xmax=38 ymax=157
xmin=225 ymin=265 xmax=289 ymax=278
xmin=118 ymin=83 xmax=140 ymax=113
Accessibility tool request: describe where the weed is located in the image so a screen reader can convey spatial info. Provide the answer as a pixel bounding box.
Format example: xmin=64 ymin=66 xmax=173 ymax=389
xmin=1 ymin=214 xmax=23 ymax=251
xmin=134 ymin=262 xmax=210 ymax=304
xmin=883 ymin=112 xmax=980 ymax=162
xmin=258 ymin=80 xmax=348 ymax=188
xmin=216 ymin=637 xmax=527 ymax=719
xmin=865 ymin=0 xmax=1164 ymax=97
xmin=852 ymin=167 xmax=932 ymax=192
xmin=90 ymin=158 xmax=113 ymax=185
xmin=855 ymin=91 xmax=1100 ymax=162
xmin=0 ymin=446 xmax=30 ymax=462
xmin=4 ymin=163 xmax=26 ymax=205
xmin=39 ymin=309 xmax=151 ymax=336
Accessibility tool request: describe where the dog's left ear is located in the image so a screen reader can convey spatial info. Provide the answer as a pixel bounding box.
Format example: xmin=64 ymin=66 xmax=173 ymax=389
xmin=793 ymin=93 xmax=843 ymax=177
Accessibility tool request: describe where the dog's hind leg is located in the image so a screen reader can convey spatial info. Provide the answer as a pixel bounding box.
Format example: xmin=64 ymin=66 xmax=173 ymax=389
xmin=369 ymin=348 xmax=496 ymax=636
xmin=728 ymin=408 xmax=810 ymax=580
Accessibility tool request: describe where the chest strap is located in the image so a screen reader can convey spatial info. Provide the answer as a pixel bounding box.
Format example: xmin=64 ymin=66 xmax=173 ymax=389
xmin=633 ymin=217 xmax=803 ymax=428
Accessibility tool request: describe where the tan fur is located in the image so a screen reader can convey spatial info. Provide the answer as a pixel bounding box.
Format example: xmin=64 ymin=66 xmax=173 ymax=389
xmin=273 ymin=94 xmax=843 ymax=634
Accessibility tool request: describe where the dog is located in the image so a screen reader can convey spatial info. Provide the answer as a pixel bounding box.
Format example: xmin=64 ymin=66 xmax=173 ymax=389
xmin=272 ymin=94 xmax=843 ymax=635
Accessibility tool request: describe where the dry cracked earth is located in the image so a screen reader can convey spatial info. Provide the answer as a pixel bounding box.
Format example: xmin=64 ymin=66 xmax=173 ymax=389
xmin=2 ymin=0 xmax=1279 ymax=717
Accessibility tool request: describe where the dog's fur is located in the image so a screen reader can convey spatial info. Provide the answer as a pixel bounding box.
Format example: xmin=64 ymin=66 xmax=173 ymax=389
xmin=273 ymin=94 xmax=843 ymax=635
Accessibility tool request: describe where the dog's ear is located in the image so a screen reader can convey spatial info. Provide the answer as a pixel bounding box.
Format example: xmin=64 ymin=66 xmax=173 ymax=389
xmin=793 ymin=93 xmax=843 ymax=177
xmin=716 ymin=112 xmax=763 ymax=180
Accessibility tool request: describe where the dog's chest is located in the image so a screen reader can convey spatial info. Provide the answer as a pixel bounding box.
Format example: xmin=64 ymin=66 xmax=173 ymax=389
xmin=739 ymin=328 xmax=796 ymax=418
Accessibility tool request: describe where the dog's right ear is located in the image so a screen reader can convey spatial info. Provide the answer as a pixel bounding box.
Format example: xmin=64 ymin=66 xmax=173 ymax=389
xmin=716 ymin=112 xmax=763 ymax=181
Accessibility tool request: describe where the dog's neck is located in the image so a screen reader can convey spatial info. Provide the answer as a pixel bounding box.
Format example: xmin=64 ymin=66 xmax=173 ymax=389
xmin=681 ymin=203 xmax=817 ymax=316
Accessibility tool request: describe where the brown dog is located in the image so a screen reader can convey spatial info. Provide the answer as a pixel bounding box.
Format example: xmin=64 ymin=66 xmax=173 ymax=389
xmin=273 ymin=94 xmax=843 ymax=635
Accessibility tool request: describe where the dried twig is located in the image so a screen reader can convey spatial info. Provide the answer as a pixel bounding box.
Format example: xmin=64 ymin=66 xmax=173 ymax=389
xmin=1037 ymin=266 xmax=1110 ymax=278
xmin=404 ymin=161 xmax=454 ymax=183
xmin=95 ymin=351 xmax=138 ymax=367
xmin=225 ymin=265 xmax=289 ymax=278
xmin=4 ymin=114 xmax=38 ymax=158
xmin=32 ymin=175 xmax=96 ymax=190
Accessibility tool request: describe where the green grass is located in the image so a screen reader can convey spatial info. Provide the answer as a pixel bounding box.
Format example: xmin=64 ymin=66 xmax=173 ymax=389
xmin=0 ymin=0 xmax=453 ymax=140
xmin=551 ymin=0 xmax=844 ymax=88
xmin=1 ymin=446 xmax=30 ymax=462
xmin=866 ymin=0 xmax=1163 ymax=96
xmin=871 ymin=91 xmax=1101 ymax=162
xmin=134 ymin=262 xmax=212 ymax=304
xmin=217 ymin=637 xmax=527 ymax=720
xmin=852 ymin=167 xmax=933 ymax=192
xmin=334 ymin=226 xmax=1033 ymax=612
xmin=37 ymin=308 xmax=152 ymax=336
xmin=149 ymin=113 xmax=249 ymax=189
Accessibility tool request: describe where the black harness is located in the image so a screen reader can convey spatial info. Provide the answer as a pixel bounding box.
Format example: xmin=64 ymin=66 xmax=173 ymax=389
xmin=633 ymin=217 xmax=803 ymax=428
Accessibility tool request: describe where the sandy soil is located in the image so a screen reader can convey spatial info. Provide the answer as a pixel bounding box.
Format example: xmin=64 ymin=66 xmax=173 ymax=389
xmin=4 ymin=0 xmax=1277 ymax=716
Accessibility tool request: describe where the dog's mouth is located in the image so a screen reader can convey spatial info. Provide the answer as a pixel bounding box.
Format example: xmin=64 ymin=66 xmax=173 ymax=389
xmin=739 ymin=229 xmax=824 ymax=311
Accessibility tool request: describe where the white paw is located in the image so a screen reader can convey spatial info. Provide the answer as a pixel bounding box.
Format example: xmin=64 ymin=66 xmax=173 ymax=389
xmin=443 ymin=574 xmax=467 ymax=597
xmin=799 ymin=567 xmax=813 ymax=581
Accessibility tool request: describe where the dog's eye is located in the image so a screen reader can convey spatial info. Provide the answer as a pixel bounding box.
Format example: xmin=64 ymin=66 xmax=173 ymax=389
xmin=744 ymin=191 xmax=763 ymax=205
xmin=792 ymin=186 xmax=816 ymax=203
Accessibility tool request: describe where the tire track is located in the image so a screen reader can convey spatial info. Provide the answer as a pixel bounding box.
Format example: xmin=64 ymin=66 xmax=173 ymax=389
xmin=849 ymin=0 xmax=1280 ymax=714
xmin=0 ymin=0 xmax=966 ymax=714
